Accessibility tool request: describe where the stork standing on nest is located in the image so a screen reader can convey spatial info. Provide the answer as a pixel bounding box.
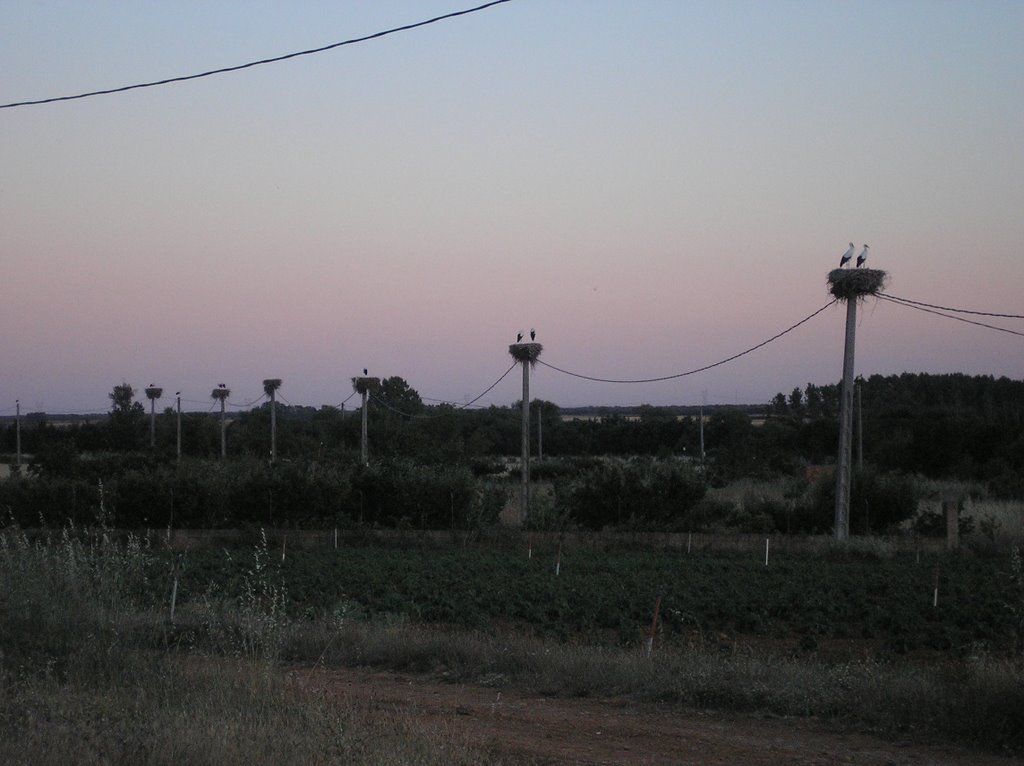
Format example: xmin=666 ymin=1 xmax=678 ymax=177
xmin=856 ymin=244 xmax=869 ymax=268
xmin=839 ymin=243 xmax=854 ymax=268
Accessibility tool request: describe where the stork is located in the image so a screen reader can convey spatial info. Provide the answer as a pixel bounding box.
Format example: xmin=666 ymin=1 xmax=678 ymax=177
xmin=839 ymin=242 xmax=854 ymax=267
xmin=856 ymin=244 xmax=869 ymax=268
xmin=530 ymin=328 xmax=536 ymax=341
xmin=517 ymin=332 xmax=523 ymax=343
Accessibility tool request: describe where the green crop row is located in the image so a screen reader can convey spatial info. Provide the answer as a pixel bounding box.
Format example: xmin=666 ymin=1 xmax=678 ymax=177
xmin=165 ymin=543 xmax=1020 ymax=655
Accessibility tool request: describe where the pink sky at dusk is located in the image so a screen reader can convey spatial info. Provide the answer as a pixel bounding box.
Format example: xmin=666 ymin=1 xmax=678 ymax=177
xmin=2 ymin=1 xmax=1022 ymax=414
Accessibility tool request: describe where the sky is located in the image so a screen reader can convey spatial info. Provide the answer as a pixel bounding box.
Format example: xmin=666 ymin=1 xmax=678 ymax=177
xmin=2 ymin=0 xmax=1023 ymax=414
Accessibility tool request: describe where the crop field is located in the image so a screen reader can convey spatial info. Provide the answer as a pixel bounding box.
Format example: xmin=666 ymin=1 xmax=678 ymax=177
xmin=171 ymin=541 xmax=1021 ymax=656
xmin=4 ymin=528 xmax=1024 ymax=762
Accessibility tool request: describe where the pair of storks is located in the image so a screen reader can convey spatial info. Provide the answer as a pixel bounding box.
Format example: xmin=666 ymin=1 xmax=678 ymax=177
xmin=839 ymin=243 xmax=869 ymax=268
xmin=516 ymin=329 xmax=536 ymax=343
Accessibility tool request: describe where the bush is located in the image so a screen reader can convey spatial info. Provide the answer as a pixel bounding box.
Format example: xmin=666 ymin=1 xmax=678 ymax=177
xmin=788 ymin=468 xmax=920 ymax=535
xmin=557 ymin=459 xmax=706 ymax=530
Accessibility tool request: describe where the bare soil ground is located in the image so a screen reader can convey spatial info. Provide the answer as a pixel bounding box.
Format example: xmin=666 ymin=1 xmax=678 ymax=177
xmin=299 ymin=666 xmax=1019 ymax=765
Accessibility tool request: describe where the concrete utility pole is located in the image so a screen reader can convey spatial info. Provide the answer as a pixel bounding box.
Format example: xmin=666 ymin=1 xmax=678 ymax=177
xmin=263 ymin=379 xmax=282 ymax=463
xmin=509 ymin=339 xmax=543 ymax=524
xmin=145 ymin=386 xmax=162 ymax=449
xmin=537 ymin=403 xmax=543 ymax=462
xmin=15 ymin=399 xmax=21 ymax=468
xmin=828 ymin=266 xmax=885 ymax=541
xmin=211 ymin=386 xmax=230 ymax=459
xmin=856 ymin=379 xmax=864 ymax=471
xmin=175 ymin=392 xmax=182 ymax=464
xmin=700 ymin=389 xmax=707 ymax=470
xmin=352 ymin=374 xmax=380 ymax=466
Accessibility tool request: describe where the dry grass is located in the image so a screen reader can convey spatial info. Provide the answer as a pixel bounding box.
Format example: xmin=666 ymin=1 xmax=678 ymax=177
xmin=0 ymin=530 xmax=530 ymax=766
xmin=285 ymin=619 xmax=1024 ymax=752
xmin=4 ymin=527 xmax=1023 ymax=758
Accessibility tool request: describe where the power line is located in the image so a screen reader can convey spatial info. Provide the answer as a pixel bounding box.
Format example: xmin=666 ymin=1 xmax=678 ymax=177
xmin=461 ymin=362 xmax=517 ymax=408
xmin=333 ymin=391 xmax=358 ymax=409
xmin=878 ymin=293 xmax=1024 ymax=320
xmin=227 ymin=393 xmax=268 ymax=409
xmin=878 ymin=295 xmax=1024 ymax=339
xmin=367 ymin=362 xmax=519 ymax=419
xmin=1 ymin=0 xmax=513 ymax=109
xmin=538 ymin=300 xmax=838 ymax=384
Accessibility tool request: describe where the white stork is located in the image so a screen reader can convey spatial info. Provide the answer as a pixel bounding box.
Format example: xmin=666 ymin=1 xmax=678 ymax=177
xmin=839 ymin=242 xmax=854 ymax=267
xmin=856 ymin=244 xmax=869 ymax=268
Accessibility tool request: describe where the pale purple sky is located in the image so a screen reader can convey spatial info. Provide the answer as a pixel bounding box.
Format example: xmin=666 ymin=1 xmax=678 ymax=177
xmin=2 ymin=1 xmax=1022 ymax=413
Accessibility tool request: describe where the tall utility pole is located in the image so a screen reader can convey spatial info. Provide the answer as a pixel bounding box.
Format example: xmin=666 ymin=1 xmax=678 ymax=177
xmin=537 ymin=403 xmax=543 ymax=462
xmin=263 ymin=379 xmax=282 ymax=463
xmin=700 ymin=389 xmax=707 ymax=470
xmin=509 ymin=339 xmax=543 ymax=524
xmin=15 ymin=399 xmax=21 ymax=468
xmin=352 ymin=374 xmax=380 ymax=466
xmin=175 ymin=392 xmax=182 ymax=464
xmin=856 ymin=379 xmax=864 ymax=471
xmin=828 ymin=266 xmax=885 ymax=541
xmin=145 ymin=385 xmax=162 ymax=449
xmin=211 ymin=385 xmax=230 ymax=459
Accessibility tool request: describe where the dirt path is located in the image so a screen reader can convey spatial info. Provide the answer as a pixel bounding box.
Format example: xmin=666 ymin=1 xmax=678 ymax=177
xmin=299 ymin=667 xmax=1018 ymax=765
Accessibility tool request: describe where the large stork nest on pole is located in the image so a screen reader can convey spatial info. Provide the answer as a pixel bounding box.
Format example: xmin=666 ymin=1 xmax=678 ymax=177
xmin=828 ymin=268 xmax=887 ymax=301
xmin=144 ymin=386 xmax=163 ymax=400
xmin=509 ymin=342 xmax=543 ymax=367
xmin=352 ymin=377 xmax=381 ymax=395
xmin=211 ymin=388 xmax=230 ymax=401
xmin=262 ymin=378 xmax=282 ymax=396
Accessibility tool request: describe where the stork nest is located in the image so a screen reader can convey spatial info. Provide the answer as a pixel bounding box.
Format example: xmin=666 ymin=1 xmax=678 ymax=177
xmin=828 ymin=268 xmax=887 ymax=300
xmin=352 ymin=376 xmax=381 ymax=395
xmin=211 ymin=389 xmax=230 ymax=401
xmin=262 ymin=378 xmax=282 ymax=395
xmin=144 ymin=387 xmax=163 ymax=400
xmin=509 ymin=342 xmax=543 ymax=365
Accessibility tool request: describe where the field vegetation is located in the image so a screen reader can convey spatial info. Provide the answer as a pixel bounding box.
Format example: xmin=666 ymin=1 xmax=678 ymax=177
xmin=2 ymin=371 xmax=1024 ymax=759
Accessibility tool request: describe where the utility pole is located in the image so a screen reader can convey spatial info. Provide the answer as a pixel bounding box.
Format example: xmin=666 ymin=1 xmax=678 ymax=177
xmin=856 ymin=379 xmax=864 ymax=471
xmin=211 ymin=386 xmax=230 ymax=459
xmin=537 ymin=403 xmax=543 ymax=462
xmin=700 ymin=389 xmax=707 ymax=471
xmin=352 ymin=374 xmax=380 ymax=466
xmin=509 ymin=338 xmax=543 ymax=524
xmin=828 ymin=265 xmax=885 ymax=541
xmin=144 ymin=385 xmax=162 ymax=449
xmin=175 ymin=392 xmax=182 ymax=464
xmin=15 ymin=399 xmax=21 ymax=468
xmin=263 ymin=379 xmax=282 ymax=464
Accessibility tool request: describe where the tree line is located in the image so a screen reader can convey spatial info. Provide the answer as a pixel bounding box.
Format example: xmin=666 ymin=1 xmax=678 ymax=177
xmin=0 ymin=372 xmax=1021 ymax=532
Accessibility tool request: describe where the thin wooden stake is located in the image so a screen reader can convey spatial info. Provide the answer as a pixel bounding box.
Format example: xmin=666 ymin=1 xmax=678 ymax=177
xmin=555 ymin=542 xmax=561 ymax=576
xmin=169 ymin=574 xmax=179 ymax=624
xmin=334 ymin=527 xmax=338 ymax=550
xmin=765 ymin=537 xmax=770 ymax=568
xmin=687 ymin=532 xmax=692 ymax=554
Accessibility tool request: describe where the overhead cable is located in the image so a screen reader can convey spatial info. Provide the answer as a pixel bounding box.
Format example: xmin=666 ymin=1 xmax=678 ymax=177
xmin=0 ymin=0 xmax=513 ymax=109
xmin=878 ymin=293 xmax=1024 ymax=320
xmin=538 ymin=300 xmax=838 ymax=384
xmin=368 ymin=362 xmax=519 ymax=419
xmin=878 ymin=295 xmax=1024 ymax=339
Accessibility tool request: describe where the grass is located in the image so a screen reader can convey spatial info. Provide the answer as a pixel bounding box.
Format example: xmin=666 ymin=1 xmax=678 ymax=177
xmin=0 ymin=528 xmax=531 ymax=765
xmin=282 ymin=619 xmax=1024 ymax=752
xmin=2 ymin=526 xmax=1023 ymax=759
